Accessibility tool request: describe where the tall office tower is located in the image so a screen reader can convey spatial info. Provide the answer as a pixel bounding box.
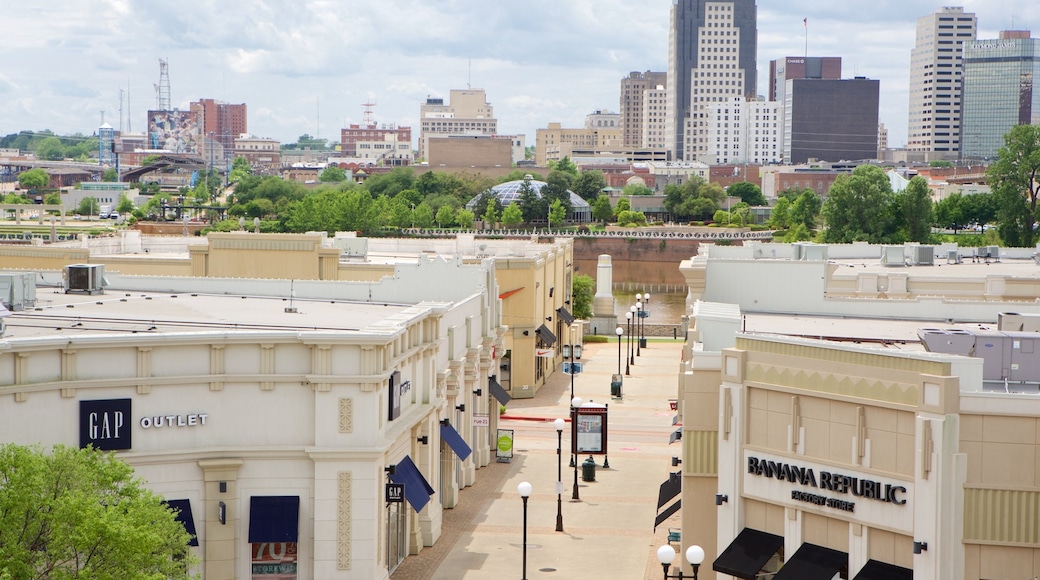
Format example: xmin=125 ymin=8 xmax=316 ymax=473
xmin=620 ymin=71 xmax=667 ymax=148
xmin=768 ymin=56 xmax=842 ymax=156
xmin=961 ymin=31 xmax=1040 ymax=162
xmin=418 ymin=89 xmax=497 ymax=162
xmin=907 ymin=7 xmax=977 ymax=158
xmin=190 ymin=98 xmax=248 ymax=161
xmin=666 ymin=0 xmax=757 ymax=161
xmin=783 ymin=77 xmax=880 ymax=164
xmin=642 ymin=83 xmax=670 ymax=151
xmin=704 ymin=97 xmax=781 ymax=165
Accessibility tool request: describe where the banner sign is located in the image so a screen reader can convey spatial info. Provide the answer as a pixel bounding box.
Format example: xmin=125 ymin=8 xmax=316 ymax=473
xmin=496 ymin=429 xmax=514 ymax=462
xmin=572 ymin=404 xmax=608 ymax=455
xmin=385 ymin=483 xmax=404 ymax=504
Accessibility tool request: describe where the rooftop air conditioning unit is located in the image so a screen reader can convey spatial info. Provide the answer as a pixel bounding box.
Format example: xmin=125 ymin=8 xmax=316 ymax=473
xmin=64 ymin=264 xmax=105 ymax=295
xmin=909 ymin=245 xmax=934 ymax=266
xmin=880 ymin=246 xmax=905 ymax=267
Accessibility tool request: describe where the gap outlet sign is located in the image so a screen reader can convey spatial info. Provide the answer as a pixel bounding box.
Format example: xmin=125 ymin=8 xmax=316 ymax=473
xmin=741 ymin=450 xmax=914 ymax=533
xmin=80 ymin=399 xmax=132 ymax=451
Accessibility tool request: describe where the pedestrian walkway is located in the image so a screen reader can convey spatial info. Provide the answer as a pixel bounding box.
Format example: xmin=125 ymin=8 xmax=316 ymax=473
xmin=391 ymin=338 xmax=687 ymax=580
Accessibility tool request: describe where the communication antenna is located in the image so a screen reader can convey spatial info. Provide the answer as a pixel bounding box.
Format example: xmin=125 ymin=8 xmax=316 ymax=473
xmin=118 ymin=89 xmax=124 ymax=133
xmin=362 ymin=100 xmax=377 ymax=127
xmin=127 ymin=80 xmax=132 ymax=133
xmin=157 ymin=58 xmax=171 ymax=110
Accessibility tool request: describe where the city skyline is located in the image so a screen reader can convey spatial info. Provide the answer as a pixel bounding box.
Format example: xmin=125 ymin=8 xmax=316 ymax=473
xmin=1 ymin=0 xmax=1038 ymax=152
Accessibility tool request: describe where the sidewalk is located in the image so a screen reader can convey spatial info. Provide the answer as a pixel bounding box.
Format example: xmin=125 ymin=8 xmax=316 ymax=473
xmin=392 ymin=339 xmax=686 ymax=579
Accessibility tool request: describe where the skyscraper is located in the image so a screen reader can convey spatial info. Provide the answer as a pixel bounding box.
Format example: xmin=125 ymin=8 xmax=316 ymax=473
xmin=907 ymin=7 xmax=977 ymax=159
xmin=783 ymin=77 xmax=880 ymax=164
xmin=666 ymin=0 xmax=757 ymax=161
xmin=961 ymin=31 xmax=1040 ymax=162
xmin=620 ymin=71 xmax=667 ymax=148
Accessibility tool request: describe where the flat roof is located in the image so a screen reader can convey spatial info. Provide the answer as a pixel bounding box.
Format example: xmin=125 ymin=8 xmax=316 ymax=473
xmin=4 ymin=288 xmax=428 ymax=341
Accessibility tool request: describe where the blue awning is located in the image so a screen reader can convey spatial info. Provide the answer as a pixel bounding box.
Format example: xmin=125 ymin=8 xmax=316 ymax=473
xmin=390 ymin=455 xmax=435 ymax=513
xmin=165 ymin=499 xmax=198 ymax=547
xmin=440 ymin=420 xmax=473 ymax=461
xmin=248 ymin=496 xmax=300 ymax=543
xmin=488 ymin=377 xmax=511 ymax=405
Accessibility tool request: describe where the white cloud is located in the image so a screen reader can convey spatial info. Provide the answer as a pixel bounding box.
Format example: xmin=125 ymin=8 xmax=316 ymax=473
xmin=1 ymin=1 xmax=1038 ymax=149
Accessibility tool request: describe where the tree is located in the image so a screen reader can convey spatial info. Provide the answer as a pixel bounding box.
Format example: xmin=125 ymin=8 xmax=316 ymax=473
xmin=501 ymin=203 xmax=524 ymax=227
xmin=482 ymin=199 xmax=500 ymax=227
xmin=117 ymin=193 xmax=134 ymax=214
xmin=788 ymin=190 xmax=822 ymax=230
xmin=540 ymin=171 xmax=573 ymax=216
xmin=895 ymin=175 xmax=933 ymax=243
xmin=435 ymin=204 xmax=456 ymax=228
xmin=727 ymin=181 xmax=766 ymax=206
xmin=141 ymin=154 xmax=162 ymax=166
xmin=17 ymin=168 xmax=48 ymax=193
xmin=821 ymin=165 xmax=895 ymax=243
xmin=548 ymin=156 xmax=578 ymax=178
xmin=548 ymin=199 xmax=567 ymax=228
xmin=413 ymin=202 xmax=435 ymax=228
xmin=35 ymin=136 xmax=65 ymax=161
xmin=229 ymin=156 xmax=253 ymax=183
xmin=320 ymin=166 xmax=347 ymax=183
xmin=571 ymin=171 xmax=606 ymax=202
xmin=616 ymin=209 xmax=647 ymax=226
xmin=77 ymin=196 xmax=100 ymax=216
xmin=767 ymin=196 xmax=791 ymax=229
xmin=615 ymin=196 xmax=631 ymax=213
xmin=102 ymin=168 xmax=119 ymax=182
xmin=592 ymin=195 xmax=614 ymax=223
xmin=570 ymin=274 xmax=595 ymax=319
xmin=517 ymin=177 xmax=545 ymax=223
xmin=0 ymin=444 xmax=195 ymax=579
xmin=455 ymin=208 xmax=475 ymax=228
xmin=622 ymin=183 xmax=653 ymax=196
xmin=43 ymin=192 xmax=62 ymax=207
xmin=663 ymin=176 xmax=723 ymax=221
xmin=987 ymin=124 xmax=1040 ymax=246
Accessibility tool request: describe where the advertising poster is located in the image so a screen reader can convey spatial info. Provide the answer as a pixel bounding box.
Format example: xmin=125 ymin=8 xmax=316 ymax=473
xmin=573 ymin=405 xmax=608 ymax=455
xmin=496 ymin=429 xmax=514 ymax=462
xmin=251 ymin=542 xmax=298 ymax=580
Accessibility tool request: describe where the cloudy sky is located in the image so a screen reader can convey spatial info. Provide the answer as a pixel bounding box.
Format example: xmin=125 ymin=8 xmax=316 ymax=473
xmin=1 ymin=0 xmax=1038 ymax=150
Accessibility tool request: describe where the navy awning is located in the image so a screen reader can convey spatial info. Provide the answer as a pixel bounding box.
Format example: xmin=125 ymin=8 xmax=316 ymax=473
xmin=654 ymin=499 xmax=681 ymax=530
xmin=556 ymin=306 xmax=575 ymax=325
xmin=248 ymin=496 xmax=300 ymax=543
xmin=390 ymin=455 xmax=435 ymax=513
xmin=165 ymin=499 xmax=198 ymax=547
xmin=536 ymin=324 xmax=557 ymax=347
xmin=772 ymin=542 xmax=847 ymax=580
xmin=657 ymin=471 xmax=681 ymax=509
xmin=669 ymin=428 xmax=682 ymax=444
xmin=489 ymin=377 xmax=511 ymax=405
xmin=853 ymin=559 xmax=913 ymax=580
xmin=440 ymin=420 xmax=472 ymax=461
xmin=713 ymin=528 xmax=784 ymax=579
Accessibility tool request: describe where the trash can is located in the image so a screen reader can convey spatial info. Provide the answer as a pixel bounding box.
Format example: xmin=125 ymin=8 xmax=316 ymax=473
xmin=610 ymin=374 xmax=623 ymax=398
xmin=581 ymin=456 xmax=597 ymax=482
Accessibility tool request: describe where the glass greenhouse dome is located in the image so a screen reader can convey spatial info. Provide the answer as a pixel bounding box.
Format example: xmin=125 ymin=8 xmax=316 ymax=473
xmin=466 ymin=175 xmax=592 ymax=223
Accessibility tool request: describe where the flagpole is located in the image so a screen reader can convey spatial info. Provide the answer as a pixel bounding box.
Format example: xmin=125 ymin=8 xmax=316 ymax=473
xmin=803 ymin=18 xmax=808 ymax=58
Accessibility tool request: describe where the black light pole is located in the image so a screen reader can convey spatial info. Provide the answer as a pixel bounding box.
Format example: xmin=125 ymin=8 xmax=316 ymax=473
xmin=625 ymin=311 xmax=632 ymax=376
xmin=569 ymin=329 xmax=576 ymax=402
xmin=644 ymin=292 xmax=651 ymax=348
xmin=570 ymin=396 xmax=582 ymax=501
xmin=554 ymin=418 xmax=565 ymax=532
xmin=636 ymin=299 xmax=643 ymax=356
xmin=615 ymin=326 xmax=623 ymax=375
xmin=519 ymin=482 xmax=532 ymax=580
xmin=657 ymin=544 xmax=705 ymax=579
xmin=636 ymin=294 xmax=643 ymax=356
xmin=629 ymin=306 xmax=637 ymax=367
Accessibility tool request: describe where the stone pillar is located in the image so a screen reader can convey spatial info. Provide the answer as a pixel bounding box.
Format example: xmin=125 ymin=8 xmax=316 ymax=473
xmin=590 ymin=254 xmax=618 ymax=336
xmin=198 ymin=459 xmax=244 ymax=580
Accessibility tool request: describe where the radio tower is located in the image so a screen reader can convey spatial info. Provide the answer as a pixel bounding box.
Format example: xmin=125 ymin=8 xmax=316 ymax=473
xmin=362 ymin=100 xmax=377 ymax=128
xmin=156 ymin=58 xmax=171 ymax=110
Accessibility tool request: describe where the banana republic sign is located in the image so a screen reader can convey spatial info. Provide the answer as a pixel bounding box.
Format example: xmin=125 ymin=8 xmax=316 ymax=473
xmin=742 ymin=451 xmax=913 ymax=530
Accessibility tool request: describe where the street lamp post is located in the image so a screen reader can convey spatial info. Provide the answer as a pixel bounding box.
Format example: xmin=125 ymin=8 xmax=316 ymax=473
xmin=624 ymin=312 xmax=632 ymax=376
xmin=643 ymin=292 xmax=650 ymax=349
xmin=615 ymin=326 xmax=623 ymax=376
xmin=636 ymin=300 xmax=643 ymax=356
xmin=629 ymin=306 xmax=637 ymax=367
xmin=554 ymin=418 xmax=565 ymax=532
xmin=519 ymin=482 xmax=532 ymax=580
xmin=656 ymin=544 xmax=705 ymax=579
xmin=568 ymin=327 xmax=576 ymax=402
xmin=570 ymin=397 xmax=582 ymax=501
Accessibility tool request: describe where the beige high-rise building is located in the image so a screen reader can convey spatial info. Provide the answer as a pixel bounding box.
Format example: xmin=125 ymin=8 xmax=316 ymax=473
xmin=907 ymin=6 xmax=976 ymax=157
xmin=418 ymin=89 xmax=498 ymax=162
xmin=642 ymin=84 xmax=670 ymax=151
xmin=534 ymin=122 xmax=622 ymax=166
xmin=620 ymin=71 xmax=667 ymax=148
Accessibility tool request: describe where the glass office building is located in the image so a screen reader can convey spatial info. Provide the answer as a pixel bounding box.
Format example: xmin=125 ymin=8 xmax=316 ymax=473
xmin=960 ymin=33 xmax=1040 ymax=162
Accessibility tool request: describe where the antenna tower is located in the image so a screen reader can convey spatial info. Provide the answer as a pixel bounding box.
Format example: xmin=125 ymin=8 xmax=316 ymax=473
xmin=362 ymin=100 xmax=377 ymax=127
xmin=118 ymin=89 xmax=124 ymax=133
xmin=157 ymin=58 xmax=171 ymax=110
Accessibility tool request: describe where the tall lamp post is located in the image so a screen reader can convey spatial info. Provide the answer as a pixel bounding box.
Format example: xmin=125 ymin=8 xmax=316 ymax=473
xmin=554 ymin=418 xmax=565 ymax=532
xmin=656 ymin=544 xmax=705 ymax=579
xmin=568 ymin=326 xmax=576 ymax=402
xmin=624 ymin=311 xmax=632 ymax=376
xmin=629 ymin=306 xmax=637 ymax=367
xmin=518 ymin=482 xmax=532 ymax=580
xmin=636 ymin=299 xmax=643 ymax=356
xmin=570 ymin=396 xmax=582 ymax=501
xmin=643 ymin=292 xmax=650 ymax=349
xmin=615 ymin=326 xmax=623 ymax=375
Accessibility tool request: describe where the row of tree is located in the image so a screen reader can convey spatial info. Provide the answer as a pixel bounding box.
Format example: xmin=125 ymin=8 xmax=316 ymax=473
xmin=0 ymin=130 xmax=100 ymax=161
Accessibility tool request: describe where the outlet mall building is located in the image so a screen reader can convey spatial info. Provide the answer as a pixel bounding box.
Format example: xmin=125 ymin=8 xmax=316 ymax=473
xmin=0 ymin=249 xmax=521 ymax=580
xmin=668 ymin=243 xmax=1040 ymax=580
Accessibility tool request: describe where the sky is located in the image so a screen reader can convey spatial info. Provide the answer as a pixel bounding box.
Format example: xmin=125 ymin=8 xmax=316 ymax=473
xmin=1 ymin=0 xmax=1038 ymax=151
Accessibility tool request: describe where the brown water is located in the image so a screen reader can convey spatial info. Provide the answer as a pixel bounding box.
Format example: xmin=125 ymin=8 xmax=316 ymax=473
xmin=612 ymin=289 xmax=688 ymax=326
